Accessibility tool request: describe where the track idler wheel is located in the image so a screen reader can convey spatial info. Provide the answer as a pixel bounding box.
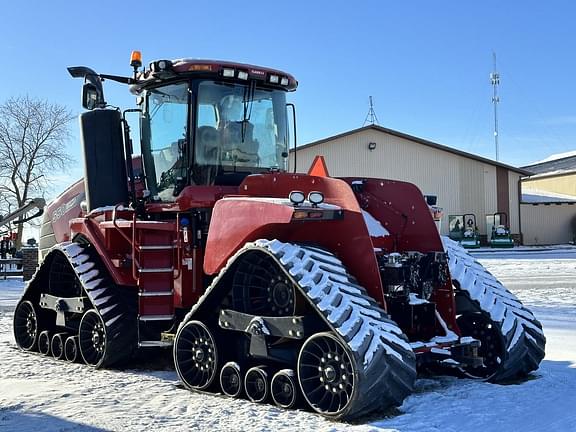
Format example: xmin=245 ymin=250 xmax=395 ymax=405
xmin=13 ymin=300 xmax=39 ymax=351
xmin=51 ymin=333 xmax=67 ymax=360
xmin=220 ymin=362 xmax=243 ymax=398
xmin=38 ymin=330 xmax=51 ymax=356
xmin=174 ymin=321 xmax=219 ymax=390
xmin=271 ymin=369 xmax=299 ymax=409
xmin=79 ymin=310 xmax=107 ymax=367
xmin=65 ymin=336 xmax=79 ymax=362
xmin=298 ymin=332 xmax=356 ymax=416
xmin=244 ymin=366 xmax=269 ymax=403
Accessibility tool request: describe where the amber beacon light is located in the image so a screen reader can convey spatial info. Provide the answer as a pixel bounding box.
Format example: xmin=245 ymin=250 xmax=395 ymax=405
xmin=130 ymin=50 xmax=142 ymax=69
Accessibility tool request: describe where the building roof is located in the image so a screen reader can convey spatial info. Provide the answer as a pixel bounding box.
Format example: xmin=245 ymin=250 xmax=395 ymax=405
xmin=521 ymin=154 xmax=576 ymax=175
xmin=293 ymin=125 xmax=532 ymax=175
xmin=522 ymin=188 xmax=576 ymax=204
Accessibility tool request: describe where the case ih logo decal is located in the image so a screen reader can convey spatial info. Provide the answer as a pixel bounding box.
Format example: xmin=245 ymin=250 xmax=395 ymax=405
xmin=53 ymin=193 xmax=85 ymax=221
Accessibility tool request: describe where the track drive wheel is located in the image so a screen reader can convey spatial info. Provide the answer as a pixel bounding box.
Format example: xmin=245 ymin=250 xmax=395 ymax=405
xmin=13 ymin=301 xmax=39 ymax=351
xmin=79 ymin=310 xmax=108 ymax=367
xmin=457 ymin=312 xmax=506 ymax=379
xmin=298 ymin=332 xmax=356 ymax=417
xmin=174 ymin=321 xmax=218 ymax=390
xmin=231 ymin=252 xmax=297 ymax=316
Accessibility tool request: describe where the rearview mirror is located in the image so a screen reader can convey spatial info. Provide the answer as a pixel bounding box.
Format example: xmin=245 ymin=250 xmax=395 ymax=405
xmin=82 ymin=83 xmax=102 ymax=110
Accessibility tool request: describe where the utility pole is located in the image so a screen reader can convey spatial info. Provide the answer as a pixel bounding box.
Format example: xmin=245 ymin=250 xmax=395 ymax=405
xmin=363 ymin=96 xmax=380 ymax=126
xmin=490 ymin=52 xmax=500 ymax=161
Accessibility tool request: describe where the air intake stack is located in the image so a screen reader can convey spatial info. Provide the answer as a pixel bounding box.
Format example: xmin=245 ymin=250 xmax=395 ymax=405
xmin=79 ymin=109 xmax=128 ymax=211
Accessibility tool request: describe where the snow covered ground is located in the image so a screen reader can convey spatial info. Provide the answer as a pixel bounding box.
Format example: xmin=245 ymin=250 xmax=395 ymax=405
xmin=1 ymin=247 xmax=575 ymax=432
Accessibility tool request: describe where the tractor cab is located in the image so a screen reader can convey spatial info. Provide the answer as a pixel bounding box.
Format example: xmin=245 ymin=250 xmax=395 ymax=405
xmin=69 ymin=55 xmax=296 ymax=211
xmin=135 ymin=63 xmax=295 ymax=201
xmin=486 ymin=212 xmax=514 ymax=248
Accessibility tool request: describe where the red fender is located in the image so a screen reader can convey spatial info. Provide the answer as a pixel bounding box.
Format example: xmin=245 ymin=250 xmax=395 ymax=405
xmin=204 ymin=173 xmax=387 ymax=308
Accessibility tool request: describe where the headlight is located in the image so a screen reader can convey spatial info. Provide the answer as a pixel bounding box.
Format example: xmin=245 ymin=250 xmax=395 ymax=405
xmin=289 ymin=190 xmax=305 ymax=206
xmin=308 ymin=191 xmax=324 ymax=206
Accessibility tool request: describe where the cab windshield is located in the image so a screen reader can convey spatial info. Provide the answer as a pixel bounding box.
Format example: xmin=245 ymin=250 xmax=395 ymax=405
xmin=141 ymin=80 xmax=288 ymax=200
xmin=193 ymin=80 xmax=288 ymax=185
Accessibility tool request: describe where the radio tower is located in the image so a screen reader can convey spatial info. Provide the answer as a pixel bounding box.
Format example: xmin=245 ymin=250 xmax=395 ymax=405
xmin=491 ymin=52 xmax=501 ymax=161
xmin=363 ymin=96 xmax=380 ymax=126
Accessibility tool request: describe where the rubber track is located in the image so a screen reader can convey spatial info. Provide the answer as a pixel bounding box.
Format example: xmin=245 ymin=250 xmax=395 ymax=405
xmin=442 ymin=237 xmax=546 ymax=381
xmin=18 ymin=242 xmax=137 ymax=368
xmin=178 ymin=239 xmax=416 ymax=420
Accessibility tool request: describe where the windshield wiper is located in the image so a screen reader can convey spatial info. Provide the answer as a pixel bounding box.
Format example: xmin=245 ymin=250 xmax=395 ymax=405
xmin=241 ymin=81 xmax=256 ymax=142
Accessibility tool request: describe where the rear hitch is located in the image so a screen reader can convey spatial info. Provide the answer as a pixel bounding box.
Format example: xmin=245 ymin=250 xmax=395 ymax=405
xmin=414 ymin=337 xmax=483 ymax=369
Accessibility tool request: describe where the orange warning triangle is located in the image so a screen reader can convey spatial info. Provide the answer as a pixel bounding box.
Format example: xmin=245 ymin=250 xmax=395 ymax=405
xmin=307 ymin=155 xmax=330 ymax=177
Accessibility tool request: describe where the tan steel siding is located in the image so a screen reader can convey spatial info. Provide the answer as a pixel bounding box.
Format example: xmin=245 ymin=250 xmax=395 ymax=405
xmin=521 ymin=203 xmax=576 ymax=245
xmin=484 ymin=165 xmax=498 ymax=221
xmin=521 ymin=173 xmax=576 ymax=196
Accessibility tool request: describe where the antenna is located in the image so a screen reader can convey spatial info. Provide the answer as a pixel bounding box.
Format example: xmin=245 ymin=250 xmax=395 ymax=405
xmin=490 ymin=52 xmax=500 ymax=161
xmin=363 ymin=96 xmax=380 ymax=126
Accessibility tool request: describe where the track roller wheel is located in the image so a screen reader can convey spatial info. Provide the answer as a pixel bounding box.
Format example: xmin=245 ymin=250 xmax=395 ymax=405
xmin=271 ymin=369 xmax=298 ymax=409
xmin=174 ymin=321 xmax=218 ymax=390
xmin=51 ymin=333 xmax=67 ymax=360
xmin=79 ymin=310 xmax=108 ymax=367
xmin=298 ymin=332 xmax=356 ymax=416
xmin=65 ymin=336 xmax=79 ymax=362
xmin=244 ymin=366 xmax=269 ymax=403
xmin=220 ymin=362 xmax=243 ymax=398
xmin=457 ymin=312 xmax=506 ymax=379
xmin=13 ymin=300 xmax=39 ymax=351
xmin=38 ymin=330 xmax=51 ymax=356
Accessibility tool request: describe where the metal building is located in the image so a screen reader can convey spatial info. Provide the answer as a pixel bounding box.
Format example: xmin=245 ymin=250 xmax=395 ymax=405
xmin=290 ymin=125 xmax=529 ymax=240
xmin=521 ymin=154 xmax=576 ymax=200
xmin=519 ymin=153 xmax=576 ymax=245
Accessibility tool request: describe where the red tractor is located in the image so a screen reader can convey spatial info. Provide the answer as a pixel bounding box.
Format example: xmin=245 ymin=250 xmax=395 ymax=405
xmin=13 ymin=52 xmax=545 ymax=420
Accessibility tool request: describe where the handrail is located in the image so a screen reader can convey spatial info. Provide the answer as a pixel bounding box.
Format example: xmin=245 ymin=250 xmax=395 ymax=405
xmin=131 ymin=211 xmax=139 ymax=281
xmin=173 ymin=213 xmax=182 ymax=280
xmin=111 ymin=204 xmax=140 ymax=281
xmin=111 ymin=205 xmax=134 ymax=245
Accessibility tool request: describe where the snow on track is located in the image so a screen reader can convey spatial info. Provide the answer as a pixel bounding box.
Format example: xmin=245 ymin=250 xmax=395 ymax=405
xmin=1 ymin=249 xmax=576 ymax=431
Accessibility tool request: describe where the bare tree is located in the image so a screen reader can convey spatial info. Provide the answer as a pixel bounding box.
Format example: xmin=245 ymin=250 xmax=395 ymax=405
xmin=0 ymin=95 xmax=74 ymax=248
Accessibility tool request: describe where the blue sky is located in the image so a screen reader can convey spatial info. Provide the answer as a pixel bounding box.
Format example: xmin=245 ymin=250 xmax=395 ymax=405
xmin=1 ymin=0 xmax=575 ymax=185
